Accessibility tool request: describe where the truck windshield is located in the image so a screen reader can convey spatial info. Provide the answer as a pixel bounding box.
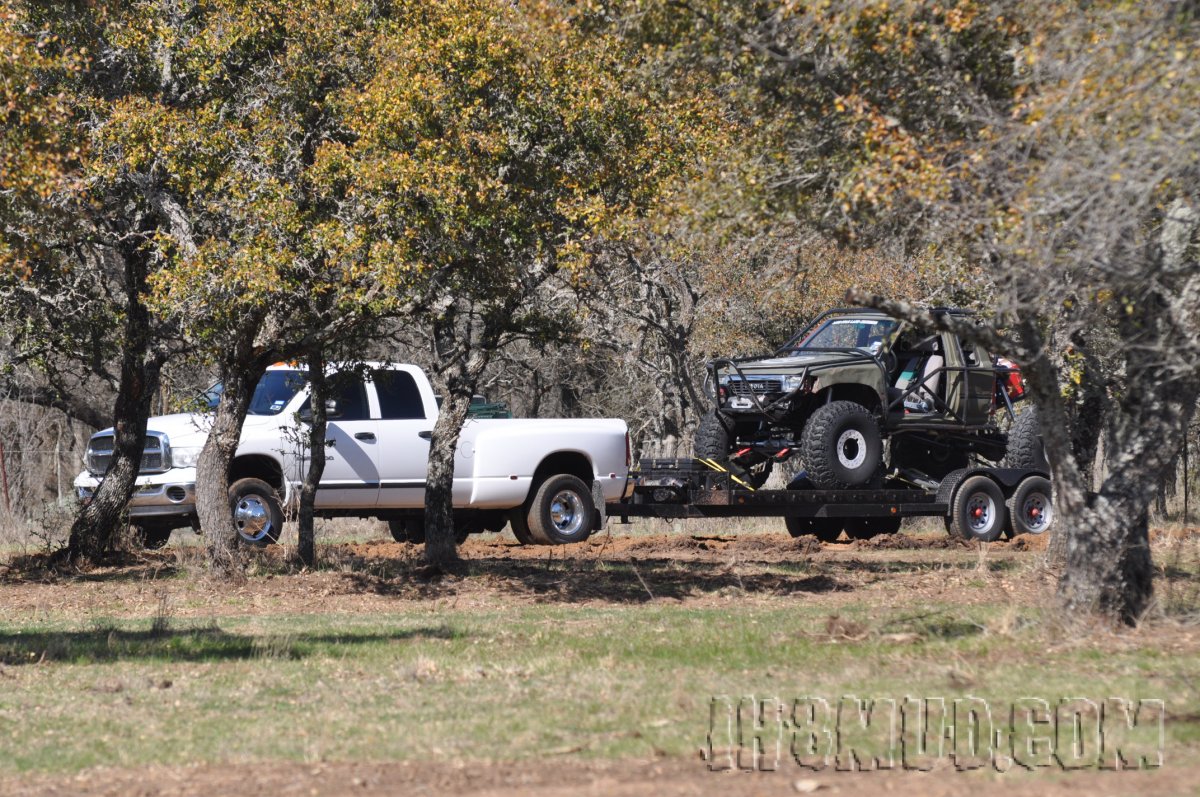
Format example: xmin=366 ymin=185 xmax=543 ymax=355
xmin=247 ymin=370 xmax=307 ymax=415
xmin=787 ymin=317 xmax=898 ymax=354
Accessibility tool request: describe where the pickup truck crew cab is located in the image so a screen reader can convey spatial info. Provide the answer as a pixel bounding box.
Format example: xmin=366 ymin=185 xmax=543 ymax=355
xmin=74 ymin=363 xmax=631 ymax=548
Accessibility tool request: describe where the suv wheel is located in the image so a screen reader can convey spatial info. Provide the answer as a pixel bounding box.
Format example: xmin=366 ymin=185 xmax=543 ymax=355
xmin=693 ymin=410 xmax=773 ymax=489
xmin=801 ymin=401 xmax=883 ymax=490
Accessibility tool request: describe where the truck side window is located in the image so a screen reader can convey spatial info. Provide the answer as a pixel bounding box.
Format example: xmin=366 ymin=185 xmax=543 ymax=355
xmin=303 ymin=375 xmax=369 ymax=421
xmin=374 ymin=369 xmax=426 ymax=419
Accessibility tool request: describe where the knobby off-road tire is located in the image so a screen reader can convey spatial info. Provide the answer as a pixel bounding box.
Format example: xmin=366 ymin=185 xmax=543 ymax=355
xmin=1005 ymin=476 xmax=1053 ymax=536
xmin=1004 ymin=407 xmax=1048 ymax=471
xmin=693 ymin=409 xmax=772 ymax=489
xmin=801 ymin=401 xmax=883 ymax=490
xmin=526 ymin=474 xmax=596 ymax=545
xmin=949 ymin=475 xmax=1007 ymax=542
xmin=229 ymin=477 xmax=284 ymax=546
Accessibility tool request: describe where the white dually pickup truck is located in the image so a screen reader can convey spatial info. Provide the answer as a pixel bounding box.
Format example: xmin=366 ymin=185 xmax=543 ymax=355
xmin=74 ymin=363 xmax=631 ymax=548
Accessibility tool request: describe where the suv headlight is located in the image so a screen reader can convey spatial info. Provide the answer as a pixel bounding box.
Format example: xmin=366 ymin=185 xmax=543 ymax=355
xmin=170 ymin=446 xmax=203 ymax=469
xmin=782 ymin=375 xmax=810 ymax=393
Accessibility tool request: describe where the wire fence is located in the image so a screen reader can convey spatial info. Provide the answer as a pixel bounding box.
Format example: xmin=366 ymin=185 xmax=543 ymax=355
xmin=0 ymin=445 xmax=83 ymax=547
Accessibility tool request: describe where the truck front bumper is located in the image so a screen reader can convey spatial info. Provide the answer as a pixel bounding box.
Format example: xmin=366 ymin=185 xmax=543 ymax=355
xmin=74 ymin=469 xmax=198 ymax=519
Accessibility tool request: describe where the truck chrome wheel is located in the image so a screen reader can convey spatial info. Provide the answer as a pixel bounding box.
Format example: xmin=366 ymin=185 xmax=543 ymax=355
xmin=228 ymin=477 xmax=284 ymax=546
xmin=550 ymin=490 xmax=586 ymax=536
xmin=234 ymin=495 xmax=270 ymax=539
xmin=526 ymin=474 xmax=595 ymax=545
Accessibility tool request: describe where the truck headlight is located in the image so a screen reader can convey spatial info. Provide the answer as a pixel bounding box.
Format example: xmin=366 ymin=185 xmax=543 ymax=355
xmin=170 ymin=446 xmax=203 ymax=469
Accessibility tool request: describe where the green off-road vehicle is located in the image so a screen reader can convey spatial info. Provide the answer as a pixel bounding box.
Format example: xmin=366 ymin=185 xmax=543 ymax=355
xmin=696 ymin=307 xmax=1044 ymax=489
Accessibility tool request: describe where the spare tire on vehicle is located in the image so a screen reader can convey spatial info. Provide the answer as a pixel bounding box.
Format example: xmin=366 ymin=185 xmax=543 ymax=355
xmin=1004 ymin=407 xmax=1048 ymax=471
xmin=800 ymin=401 xmax=883 ymax=490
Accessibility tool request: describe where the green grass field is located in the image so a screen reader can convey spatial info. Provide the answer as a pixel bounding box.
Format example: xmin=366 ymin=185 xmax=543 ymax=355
xmin=1 ymin=528 xmax=1198 ymax=794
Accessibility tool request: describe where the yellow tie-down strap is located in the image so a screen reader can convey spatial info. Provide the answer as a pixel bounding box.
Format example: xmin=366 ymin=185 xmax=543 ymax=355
xmin=694 ymin=458 xmax=756 ymax=492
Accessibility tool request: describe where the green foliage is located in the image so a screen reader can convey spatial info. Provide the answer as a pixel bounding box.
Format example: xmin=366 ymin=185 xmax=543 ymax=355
xmin=318 ymin=0 xmax=712 ymax=336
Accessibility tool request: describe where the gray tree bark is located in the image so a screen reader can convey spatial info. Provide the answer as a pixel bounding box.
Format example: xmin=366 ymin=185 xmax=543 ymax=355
xmin=195 ymin=322 xmax=270 ymax=574
xmin=64 ymin=241 xmax=165 ymax=564
xmin=297 ymin=348 xmax=327 ymax=568
xmin=423 ymin=311 xmax=491 ymax=568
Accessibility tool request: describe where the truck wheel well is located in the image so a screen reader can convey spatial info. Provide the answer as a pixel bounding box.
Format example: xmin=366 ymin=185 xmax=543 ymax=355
xmin=230 ymin=455 xmax=284 ymax=493
xmin=530 ymin=452 xmax=594 ymax=498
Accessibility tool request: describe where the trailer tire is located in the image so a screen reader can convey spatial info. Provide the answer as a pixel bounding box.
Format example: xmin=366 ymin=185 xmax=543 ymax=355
xmin=801 ymin=401 xmax=883 ymax=490
xmin=843 ymin=517 xmax=902 ymax=540
xmin=1004 ymin=408 xmax=1048 ymax=470
xmin=1005 ymin=476 xmax=1053 ymax=536
xmin=949 ymin=475 xmax=1006 ymax=542
xmin=526 ymin=474 xmax=595 ymax=545
xmin=229 ymin=478 xmax=284 ymax=546
xmin=784 ymin=516 xmax=843 ymax=543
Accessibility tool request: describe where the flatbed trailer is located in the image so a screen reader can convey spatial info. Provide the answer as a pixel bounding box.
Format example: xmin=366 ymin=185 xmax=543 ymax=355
xmin=605 ymin=458 xmax=1053 ymax=541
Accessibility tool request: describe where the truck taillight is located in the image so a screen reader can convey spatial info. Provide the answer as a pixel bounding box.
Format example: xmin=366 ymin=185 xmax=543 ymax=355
xmin=625 ymin=432 xmax=631 ymax=467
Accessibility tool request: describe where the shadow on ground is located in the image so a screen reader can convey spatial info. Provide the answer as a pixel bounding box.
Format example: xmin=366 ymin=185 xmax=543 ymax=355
xmin=0 ymin=623 xmax=458 ymax=666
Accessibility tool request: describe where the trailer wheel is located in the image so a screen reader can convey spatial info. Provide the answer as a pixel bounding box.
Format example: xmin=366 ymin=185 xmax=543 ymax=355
xmin=1005 ymin=476 xmax=1053 ymax=536
xmin=949 ymin=475 xmax=1006 ymax=542
xmin=843 ymin=517 xmax=902 ymax=540
xmin=229 ymin=477 xmax=284 ymax=546
xmin=801 ymin=401 xmax=883 ymax=490
xmin=526 ymin=474 xmax=595 ymax=545
xmin=784 ymin=517 xmax=843 ymax=542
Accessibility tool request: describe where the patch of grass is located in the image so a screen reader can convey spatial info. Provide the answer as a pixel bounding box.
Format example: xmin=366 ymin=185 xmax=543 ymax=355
xmin=0 ymin=601 xmax=1197 ymax=775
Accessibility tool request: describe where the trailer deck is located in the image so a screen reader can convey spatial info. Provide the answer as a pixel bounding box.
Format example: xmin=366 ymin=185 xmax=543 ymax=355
xmin=605 ymin=458 xmax=1052 ymax=541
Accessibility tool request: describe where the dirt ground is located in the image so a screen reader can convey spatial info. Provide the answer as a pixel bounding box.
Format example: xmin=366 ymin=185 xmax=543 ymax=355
xmin=3 ymin=527 xmax=1199 ymax=797
xmin=3 ymin=755 xmax=1197 ymax=797
xmin=0 ymin=528 xmax=1071 ymax=620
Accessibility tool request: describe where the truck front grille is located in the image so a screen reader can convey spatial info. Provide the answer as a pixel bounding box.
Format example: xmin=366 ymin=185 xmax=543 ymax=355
xmin=86 ymin=432 xmax=171 ymax=476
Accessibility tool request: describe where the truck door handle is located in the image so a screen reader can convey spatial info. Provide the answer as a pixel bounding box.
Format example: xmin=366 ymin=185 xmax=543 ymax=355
xmin=354 ymin=432 xmax=376 ymax=442
xmin=418 ymin=431 xmax=432 ymax=440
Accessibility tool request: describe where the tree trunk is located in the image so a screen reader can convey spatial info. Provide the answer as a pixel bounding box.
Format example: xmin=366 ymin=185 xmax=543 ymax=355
xmin=1056 ymin=288 xmax=1200 ymax=622
xmin=1058 ymin=497 xmax=1153 ymax=623
xmin=423 ymin=369 xmax=473 ymax=567
xmin=65 ymin=244 xmax=164 ymax=564
xmin=297 ymin=348 xmax=328 ymax=568
xmin=196 ymin=328 xmax=269 ymax=574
